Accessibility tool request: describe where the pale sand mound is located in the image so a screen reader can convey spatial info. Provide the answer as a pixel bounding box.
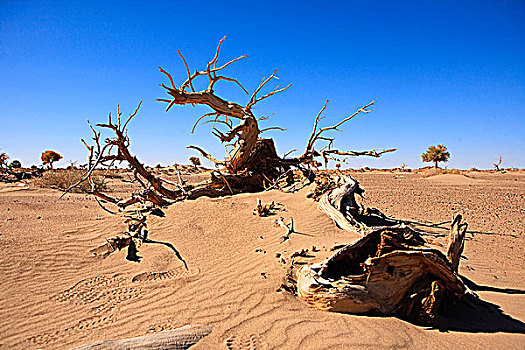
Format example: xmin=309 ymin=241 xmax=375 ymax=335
xmin=0 ymin=174 xmax=524 ymax=349
xmin=425 ymin=173 xmax=483 ymax=185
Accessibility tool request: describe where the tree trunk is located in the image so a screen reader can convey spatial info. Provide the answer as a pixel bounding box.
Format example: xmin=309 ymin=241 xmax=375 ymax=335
xmin=293 ymin=223 xmax=468 ymax=325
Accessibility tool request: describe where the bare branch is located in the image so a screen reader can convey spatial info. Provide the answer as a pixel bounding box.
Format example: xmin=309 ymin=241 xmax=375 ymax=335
xmin=212 ymin=55 xmax=248 ymax=72
xmin=259 ymin=126 xmax=287 ymax=134
xmin=305 ymin=100 xmax=329 ymax=154
xmin=122 ymin=100 xmax=143 ymax=132
xmin=187 ymin=145 xmax=223 ymax=165
xmin=208 ymin=36 xmax=226 ymax=71
xmin=246 ymin=69 xmax=291 ymax=109
xmin=301 ymin=100 xmax=376 ymax=161
xmin=283 ymin=149 xmax=297 ymax=158
xmin=322 ymin=148 xmax=397 ymax=159
xmin=249 ymin=83 xmax=292 ymax=109
xmin=191 ymin=112 xmax=220 ymax=134
xmin=178 ymin=50 xmax=196 ymax=93
xmin=209 ymin=76 xmax=249 ymax=95
xmin=158 ymin=67 xmax=176 ymax=89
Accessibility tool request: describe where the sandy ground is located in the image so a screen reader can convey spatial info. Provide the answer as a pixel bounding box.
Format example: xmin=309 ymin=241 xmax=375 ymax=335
xmin=0 ymin=171 xmax=524 ymax=349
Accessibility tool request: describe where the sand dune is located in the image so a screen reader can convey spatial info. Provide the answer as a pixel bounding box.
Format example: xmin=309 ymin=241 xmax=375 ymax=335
xmin=425 ymin=173 xmax=484 ymax=185
xmin=0 ymin=172 xmax=524 ymax=349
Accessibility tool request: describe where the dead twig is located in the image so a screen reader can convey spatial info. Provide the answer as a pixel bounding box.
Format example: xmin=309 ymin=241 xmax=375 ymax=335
xmin=276 ymin=217 xmax=295 ymax=243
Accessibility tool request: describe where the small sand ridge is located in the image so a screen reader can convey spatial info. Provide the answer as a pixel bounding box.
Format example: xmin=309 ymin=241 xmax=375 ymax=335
xmin=425 ymin=173 xmax=485 ymax=185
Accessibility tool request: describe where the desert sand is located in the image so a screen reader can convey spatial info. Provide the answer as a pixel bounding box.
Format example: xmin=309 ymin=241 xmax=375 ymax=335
xmin=0 ymin=171 xmax=524 ymax=349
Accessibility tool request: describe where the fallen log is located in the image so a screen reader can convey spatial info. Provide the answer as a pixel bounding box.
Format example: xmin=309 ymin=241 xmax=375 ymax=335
xmin=72 ymin=324 xmax=212 ymax=350
xmin=292 ymin=214 xmax=469 ymax=325
xmin=314 ymin=174 xmax=398 ymax=236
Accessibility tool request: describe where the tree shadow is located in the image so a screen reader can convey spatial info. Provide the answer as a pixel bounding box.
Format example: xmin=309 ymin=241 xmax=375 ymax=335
xmin=125 ymin=239 xmax=142 ymax=263
xmin=360 ymin=211 xmax=518 ymax=239
xmin=461 ymin=276 xmax=525 ymax=295
xmin=124 ymin=237 xmax=188 ymax=270
xmin=143 ymin=238 xmax=188 ymax=269
xmin=432 ymin=293 xmax=525 ymax=333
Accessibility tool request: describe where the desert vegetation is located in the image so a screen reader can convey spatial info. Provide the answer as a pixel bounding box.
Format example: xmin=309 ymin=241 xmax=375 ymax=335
xmin=41 ymin=150 xmax=63 ymax=169
xmin=34 ymin=168 xmax=106 ymax=193
xmin=189 ymin=156 xmax=201 ymax=169
xmin=421 ymin=144 xmax=450 ymax=168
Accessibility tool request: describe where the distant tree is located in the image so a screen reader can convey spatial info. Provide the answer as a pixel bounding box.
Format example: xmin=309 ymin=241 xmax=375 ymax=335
xmin=189 ymin=156 xmax=201 ymax=168
xmin=0 ymin=152 xmax=9 ymax=170
xmin=41 ymin=150 xmax=63 ymax=169
xmin=9 ymin=160 xmax=22 ymax=169
xmin=421 ymin=144 xmax=450 ymax=168
xmin=67 ymin=160 xmax=78 ymax=170
xmin=335 ymin=163 xmax=341 ymax=171
xmin=493 ymin=156 xmax=502 ymax=171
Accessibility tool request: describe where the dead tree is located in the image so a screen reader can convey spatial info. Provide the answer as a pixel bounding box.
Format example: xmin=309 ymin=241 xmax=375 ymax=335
xmin=68 ymin=37 xmax=394 ymax=211
xmin=493 ymin=156 xmax=502 ymax=171
xmin=157 ymin=37 xmax=395 ymax=191
xmin=158 ymin=36 xmax=291 ymax=175
xmin=65 ymin=37 xmax=395 ymax=265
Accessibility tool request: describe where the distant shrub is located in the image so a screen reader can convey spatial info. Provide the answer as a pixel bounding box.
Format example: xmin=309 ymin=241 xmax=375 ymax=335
xmin=34 ymin=169 xmax=106 ymax=193
xmin=66 ymin=160 xmax=78 ymax=170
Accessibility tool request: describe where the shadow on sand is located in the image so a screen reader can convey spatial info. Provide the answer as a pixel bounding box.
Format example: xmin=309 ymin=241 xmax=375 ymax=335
xmin=431 ymin=279 xmax=525 ymax=333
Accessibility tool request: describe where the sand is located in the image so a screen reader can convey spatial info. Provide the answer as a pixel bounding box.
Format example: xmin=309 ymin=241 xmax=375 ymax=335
xmin=0 ymin=172 xmax=524 ymax=349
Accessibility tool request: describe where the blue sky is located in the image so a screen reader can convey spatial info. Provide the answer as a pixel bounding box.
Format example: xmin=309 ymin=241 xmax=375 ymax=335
xmin=1 ymin=0 xmax=524 ymax=169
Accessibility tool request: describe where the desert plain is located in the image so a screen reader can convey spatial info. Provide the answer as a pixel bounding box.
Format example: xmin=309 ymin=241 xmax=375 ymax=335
xmin=0 ymin=169 xmax=524 ymax=349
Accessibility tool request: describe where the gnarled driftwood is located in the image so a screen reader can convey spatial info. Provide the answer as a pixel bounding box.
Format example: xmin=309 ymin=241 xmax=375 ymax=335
xmin=293 ymin=217 xmax=469 ymax=324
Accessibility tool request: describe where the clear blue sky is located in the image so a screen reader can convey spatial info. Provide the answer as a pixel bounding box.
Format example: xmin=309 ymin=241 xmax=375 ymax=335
xmin=1 ymin=0 xmax=524 ymax=169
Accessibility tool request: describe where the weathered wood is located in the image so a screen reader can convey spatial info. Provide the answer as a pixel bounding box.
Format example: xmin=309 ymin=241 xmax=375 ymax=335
xmin=72 ymin=324 xmax=212 ymax=350
xmin=254 ymin=198 xmax=276 ymax=217
xmin=447 ymin=214 xmax=468 ymax=272
xmin=294 ymin=225 xmax=468 ymax=324
xmin=317 ymin=175 xmax=369 ymax=236
xmin=314 ymin=174 xmax=399 ymax=236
